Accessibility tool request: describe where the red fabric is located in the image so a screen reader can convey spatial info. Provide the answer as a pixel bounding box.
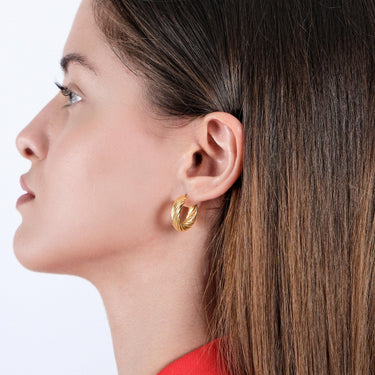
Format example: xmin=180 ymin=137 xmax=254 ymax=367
xmin=157 ymin=338 xmax=228 ymax=375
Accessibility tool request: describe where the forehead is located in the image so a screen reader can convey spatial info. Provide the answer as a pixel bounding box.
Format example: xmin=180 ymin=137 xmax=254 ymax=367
xmin=63 ymin=0 xmax=97 ymax=56
xmin=62 ymin=0 xmax=119 ymax=75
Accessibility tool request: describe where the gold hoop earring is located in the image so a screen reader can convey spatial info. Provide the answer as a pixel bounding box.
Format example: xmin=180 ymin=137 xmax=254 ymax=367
xmin=170 ymin=194 xmax=198 ymax=232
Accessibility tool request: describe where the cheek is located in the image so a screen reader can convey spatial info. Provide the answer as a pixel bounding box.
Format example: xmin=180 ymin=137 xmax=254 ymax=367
xmin=15 ymin=117 xmax=174 ymax=272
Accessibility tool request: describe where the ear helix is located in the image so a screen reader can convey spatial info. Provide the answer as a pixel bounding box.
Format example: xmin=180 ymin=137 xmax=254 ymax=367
xmin=170 ymin=194 xmax=198 ymax=232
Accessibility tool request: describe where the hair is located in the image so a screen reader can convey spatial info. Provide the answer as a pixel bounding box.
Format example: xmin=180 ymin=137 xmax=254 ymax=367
xmin=92 ymin=1 xmax=375 ymax=374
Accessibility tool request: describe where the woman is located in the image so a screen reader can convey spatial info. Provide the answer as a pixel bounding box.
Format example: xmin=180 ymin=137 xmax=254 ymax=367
xmin=14 ymin=0 xmax=375 ymax=374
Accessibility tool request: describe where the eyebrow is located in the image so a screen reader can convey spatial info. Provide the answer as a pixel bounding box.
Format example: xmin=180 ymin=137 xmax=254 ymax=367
xmin=60 ymin=53 xmax=98 ymax=75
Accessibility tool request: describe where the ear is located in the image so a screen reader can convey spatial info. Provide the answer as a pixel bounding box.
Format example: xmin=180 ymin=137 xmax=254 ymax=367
xmin=178 ymin=112 xmax=243 ymax=205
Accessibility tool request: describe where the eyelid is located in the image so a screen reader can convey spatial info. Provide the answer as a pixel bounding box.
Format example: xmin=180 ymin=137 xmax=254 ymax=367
xmin=54 ymin=81 xmax=83 ymax=107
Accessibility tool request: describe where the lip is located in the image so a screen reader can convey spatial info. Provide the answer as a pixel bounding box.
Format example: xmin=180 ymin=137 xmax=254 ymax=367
xmin=20 ymin=175 xmax=35 ymax=196
xmin=17 ymin=176 xmax=35 ymax=208
xmin=16 ymin=193 xmax=35 ymax=208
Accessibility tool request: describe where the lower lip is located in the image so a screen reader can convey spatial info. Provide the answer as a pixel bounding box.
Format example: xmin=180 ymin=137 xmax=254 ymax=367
xmin=16 ymin=193 xmax=35 ymax=208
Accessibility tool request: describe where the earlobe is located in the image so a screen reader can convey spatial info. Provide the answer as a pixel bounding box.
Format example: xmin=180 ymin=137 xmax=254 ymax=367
xmin=181 ymin=112 xmax=243 ymax=204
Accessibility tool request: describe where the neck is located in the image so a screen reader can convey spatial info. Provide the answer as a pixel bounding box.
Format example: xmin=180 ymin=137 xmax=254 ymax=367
xmin=79 ymin=233 xmax=210 ymax=375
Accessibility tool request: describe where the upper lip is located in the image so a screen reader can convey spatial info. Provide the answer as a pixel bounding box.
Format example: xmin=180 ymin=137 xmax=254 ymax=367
xmin=20 ymin=175 xmax=35 ymax=197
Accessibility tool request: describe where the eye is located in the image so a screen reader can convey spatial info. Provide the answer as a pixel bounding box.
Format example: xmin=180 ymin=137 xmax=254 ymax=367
xmin=55 ymin=81 xmax=83 ymax=106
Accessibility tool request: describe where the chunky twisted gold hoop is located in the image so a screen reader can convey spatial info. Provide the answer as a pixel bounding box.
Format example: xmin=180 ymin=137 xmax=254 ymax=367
xmin=170 ymin=194 xmax=198 ymax=232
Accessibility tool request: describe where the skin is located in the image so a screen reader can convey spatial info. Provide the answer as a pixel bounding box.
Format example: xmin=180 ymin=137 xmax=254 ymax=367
xmin=14 ymin=0 xmax=244 ymax=374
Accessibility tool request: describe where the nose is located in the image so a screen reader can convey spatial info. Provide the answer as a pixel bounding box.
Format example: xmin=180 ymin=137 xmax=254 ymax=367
xmin=16 ymin=102 xmax=52 ymax=161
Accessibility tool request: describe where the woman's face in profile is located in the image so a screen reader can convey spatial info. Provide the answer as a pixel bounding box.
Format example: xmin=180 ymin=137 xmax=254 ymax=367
xmin=14 ymin=0 xmax=182 ymax=273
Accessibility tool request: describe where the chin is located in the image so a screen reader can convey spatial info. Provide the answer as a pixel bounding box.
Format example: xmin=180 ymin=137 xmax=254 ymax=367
xmin=13 ymin=225 xmax=38 ymax=270
xmin=13 ymin=225 xmax=110 ymax=278
xmin=14 ymin=226 xmax=68 ymax=274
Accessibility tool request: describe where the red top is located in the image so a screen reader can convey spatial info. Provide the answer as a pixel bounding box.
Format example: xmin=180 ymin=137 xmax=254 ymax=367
xmin=157 ymin=339 xmax=228 ymax=375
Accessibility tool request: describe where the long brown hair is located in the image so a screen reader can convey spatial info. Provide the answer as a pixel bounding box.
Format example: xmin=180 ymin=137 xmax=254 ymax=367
xmin=92 ymin=1 xmax=375 ymax=373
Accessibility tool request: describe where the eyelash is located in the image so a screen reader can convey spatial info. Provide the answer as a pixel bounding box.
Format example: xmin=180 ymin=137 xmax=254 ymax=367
xmin=54 ymin=81 xmax=82 ymax=107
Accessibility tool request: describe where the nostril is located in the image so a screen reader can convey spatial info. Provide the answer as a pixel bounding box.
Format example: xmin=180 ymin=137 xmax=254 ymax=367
xmin=16 ymin=126 xmax=48 ymax=160
xmin=24 ymin=147 xmax=34 ymax=157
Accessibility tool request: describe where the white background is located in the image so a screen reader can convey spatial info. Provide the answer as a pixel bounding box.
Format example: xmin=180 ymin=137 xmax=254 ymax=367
xmin=0 ymin=1 xmax=117 ymax=374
